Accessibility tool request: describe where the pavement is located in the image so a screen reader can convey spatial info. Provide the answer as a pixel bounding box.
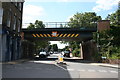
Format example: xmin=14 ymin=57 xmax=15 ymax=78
xmin=1 ymin=59 xmax=119 ymax=69
xmin=89 ymin=63 xmax=119 ymax=69
xmin=2 ymin=59 xmax=119 ymax=79
xmin=1 ymin=59 xmax=29 ymax=65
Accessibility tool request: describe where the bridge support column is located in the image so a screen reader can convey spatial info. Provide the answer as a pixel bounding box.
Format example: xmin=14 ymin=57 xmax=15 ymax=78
xmin=80 ymin=41 xmax=100 ymax=61
xmin=80 ymin=43 xmax=83 ymax=59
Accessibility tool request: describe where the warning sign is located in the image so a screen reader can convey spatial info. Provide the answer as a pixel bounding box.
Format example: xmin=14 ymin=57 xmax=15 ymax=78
xmin=52 ymin=31 xmax=57 ymax=37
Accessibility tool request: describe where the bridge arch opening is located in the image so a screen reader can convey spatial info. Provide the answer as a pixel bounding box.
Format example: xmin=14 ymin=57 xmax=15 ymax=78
xmin=21 ymin=27 xmax=99 ymax=61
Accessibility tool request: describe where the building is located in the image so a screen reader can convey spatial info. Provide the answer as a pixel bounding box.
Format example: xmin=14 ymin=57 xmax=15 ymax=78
xmin=0 ymin=1 xmax=24 ymax=62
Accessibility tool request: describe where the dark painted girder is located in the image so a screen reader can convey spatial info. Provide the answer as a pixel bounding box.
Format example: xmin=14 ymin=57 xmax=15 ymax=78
xmin=22 ymin=28 xmax=97 ymax=41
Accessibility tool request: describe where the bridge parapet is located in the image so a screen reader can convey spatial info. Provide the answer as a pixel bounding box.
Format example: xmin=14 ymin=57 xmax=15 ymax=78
xmin=43 ymin=22 xmax=97 ymax=28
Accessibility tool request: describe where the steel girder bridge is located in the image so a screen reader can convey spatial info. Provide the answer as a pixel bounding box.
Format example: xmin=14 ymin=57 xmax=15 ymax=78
xmin=22 ymin=28 xmax=97 ymax=41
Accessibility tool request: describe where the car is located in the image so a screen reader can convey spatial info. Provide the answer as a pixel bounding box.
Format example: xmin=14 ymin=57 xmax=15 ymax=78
xmin=54 ymin=52 xmax=58 ymax=54
xmin=39 ymin=51 xmax=47 ymax=58
xmin=63 ymin=50 xmax=70 ymax=57
xmin=49 ymin=51 xmax=54 ymax=54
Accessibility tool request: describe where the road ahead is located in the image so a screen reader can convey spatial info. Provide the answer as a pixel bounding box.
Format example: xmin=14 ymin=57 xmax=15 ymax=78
xmin=2 ymin=59 xmax=119 ymax=79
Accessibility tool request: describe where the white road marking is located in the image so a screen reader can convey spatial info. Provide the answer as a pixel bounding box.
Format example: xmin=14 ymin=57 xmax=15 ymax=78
xmin=88 ymin=69 xmax=96 ymax=72
xmin=78 ymin=69 xmax=86 ymax=72
xmin=55 ymin=64 xmax=67 ymax=71
xmin=109 ymin=71 xmax=118 ymax=73
xmin=33 ymin=61 xmax=54 ymax=64
xmin=98 ymin=70 xmax=107 ymax=72
xmin=67 ymin=69 xmax=75 ymax=71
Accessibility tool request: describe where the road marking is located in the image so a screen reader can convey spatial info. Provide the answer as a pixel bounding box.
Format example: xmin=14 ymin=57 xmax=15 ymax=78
xmin=33 ymin=61 xmax=54 ymax=64
xmin=88 ymin=69 xmax=96 ymax=72
xmin=67 ymin=69 xmax=75 ymax=71
xmin=78 ymin=69 xmax=85 ymax=72
xmin=109 ymin=71 xmax=118 ymax=73
xmin=98 ymin=70 xmax=107 ymax=72
xmin=55 ymin=64 xmax=67 ymax=71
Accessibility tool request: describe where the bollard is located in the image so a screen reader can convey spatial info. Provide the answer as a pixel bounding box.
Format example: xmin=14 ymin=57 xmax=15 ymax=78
xmin=57 ymin=54 xmax=66 ymax=65
xmin=59 ymin=54 xmax=63 ymax=63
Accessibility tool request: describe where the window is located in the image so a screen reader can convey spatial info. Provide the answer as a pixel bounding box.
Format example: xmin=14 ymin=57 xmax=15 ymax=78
xmin=0 ymin=7 xmax=3 ymax=24
xmin=7 ymin=9 xmax=11 ymax=27
xmin=18 ymin=3 xmax=22 ymax=11
xmin=13 ymin=15 xmax=17 ymax=30
xmin=18 ymin=19 xmax=21 ymax=32
xmin=15 ymin=2 xmax=17 ymax=6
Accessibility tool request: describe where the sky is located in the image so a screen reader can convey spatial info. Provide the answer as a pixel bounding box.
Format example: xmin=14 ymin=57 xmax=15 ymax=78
xmin=22 ymin=0 xmax=119 ymax=28
xmin=22 ymin=0 xmax=119 ymax=49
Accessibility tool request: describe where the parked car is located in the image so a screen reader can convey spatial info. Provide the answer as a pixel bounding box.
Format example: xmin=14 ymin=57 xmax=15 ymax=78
xmin=49 ymin=51 xmax=54 ymax=54
xmin=54 ymin=52 xmax=58 ymax=54
xmin=63 ymin=50 xmax=70 ymax=57
xmin=46 ymin=52 xmax=50 ymax=56
xmin=39 ymin=51 xmax=47 ymax=58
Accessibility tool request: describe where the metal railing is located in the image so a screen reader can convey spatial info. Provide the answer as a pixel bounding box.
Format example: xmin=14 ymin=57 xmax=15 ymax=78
xmin=23 ymin=22 xmax=97 ymax=28
xmin=43 ymin=22 xmax=69 ymax=28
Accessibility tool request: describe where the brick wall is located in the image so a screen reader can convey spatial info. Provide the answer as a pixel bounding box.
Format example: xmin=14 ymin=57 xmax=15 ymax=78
xmin=97 ymin=20 xmax=110 ymax=32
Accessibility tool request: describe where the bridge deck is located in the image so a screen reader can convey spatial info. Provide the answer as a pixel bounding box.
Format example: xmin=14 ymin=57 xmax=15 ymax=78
xmin=22 ymin=28 xmax=97 ymax=41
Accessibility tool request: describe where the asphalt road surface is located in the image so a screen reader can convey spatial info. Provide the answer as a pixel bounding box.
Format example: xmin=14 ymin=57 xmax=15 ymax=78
xmin=2 ymin=59 xmax=119 ymax=80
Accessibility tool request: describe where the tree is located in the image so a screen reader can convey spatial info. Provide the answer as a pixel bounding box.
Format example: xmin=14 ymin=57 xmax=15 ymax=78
xmin=103 ymin=9 xmax=120 ymax=59
xmin=27 ymin=20 xmax=50 ymax=52
xmin=93 ymin=28 xmax=120 ymax=59
xmin=52 ymin=44 xmax=58 ymax=51
xmin=27 ymin=20 xmax=45 ymax=29
xmin=68 ymin=12 xmax=102 ymax=28
xmin=106 ymin=9 xmax=120 ymax=27
xmin=61 ymin=12 xmax=102 ymax=57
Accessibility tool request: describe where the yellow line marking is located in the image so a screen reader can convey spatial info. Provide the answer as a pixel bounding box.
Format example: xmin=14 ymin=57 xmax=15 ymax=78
xmin=40 ymin=34 xmax=44 ymax=37
xmin=47 ymin=34 xmax=51 ymax=37
xmin=75 ymin=34 xmax=79 ymax=37
xmin=32 ymin=34 xmax=36 ymax=37
xmin=44 ymin=34 xmax=47 ymax=37
xmin=71 ymin=34 xmax=75 ymax=37
xmin=63 ymin=34 xmax=67 ymax=37
xmin=59 ymin=34 xmax=63 ymax=37
xmin=56 ymin=34 xmax=59 ymax=37
xmin=36 ymin=34 xmax=40 ymax=37
xmin=67 ymin=34 xmax=71 ymax=37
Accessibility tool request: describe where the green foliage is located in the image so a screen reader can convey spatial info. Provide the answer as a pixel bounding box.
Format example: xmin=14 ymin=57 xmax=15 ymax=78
xmin=109 ymin=47 xmax=120 ymax=59
xmin=35 ymin=41 xmax=50 ymax=50
xmin=106 ymin=9 xmax=120 ymax=27
xmin=93 ymin=27 xmax=120 ymax=59
xmin=27 ymin=20 xmax=45 ymax=29
xmin=63 ymin=12 xmax=102 ymax=58
xmin=52 ymin=44 xmax=58 ymax=51
xmin=72 ymin=48 xmax=80 ymax=57
xmin=68 ymin=12 xmax=102 ymax=28
xmin=48 ymin=45 xmax=52 ymax=52
xmin=27 ymin=20 xmax=49 ymax=51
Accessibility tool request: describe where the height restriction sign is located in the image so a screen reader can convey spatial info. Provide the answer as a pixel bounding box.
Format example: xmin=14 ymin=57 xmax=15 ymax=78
xmin=52 ymin=31 xmax=57 ymax=37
